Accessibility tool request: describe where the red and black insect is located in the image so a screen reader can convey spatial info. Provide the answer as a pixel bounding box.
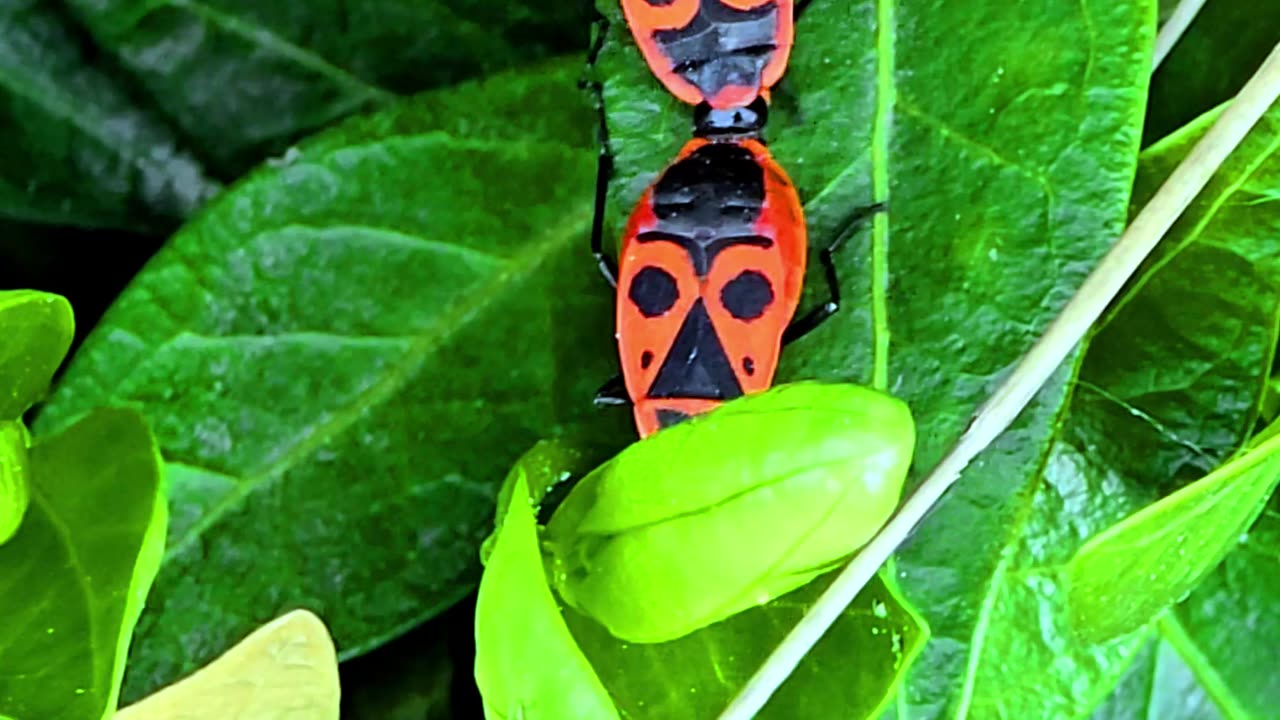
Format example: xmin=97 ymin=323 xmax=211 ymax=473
xmin=612 ymin=137 xmax=804 ymax=436
xmin=590 ymin=0 xmax=877 ymax=437
xmin=591 ymin=123 xmax=866 ymax=437
xmin=618 ymin=0 xmax=795 ymax=109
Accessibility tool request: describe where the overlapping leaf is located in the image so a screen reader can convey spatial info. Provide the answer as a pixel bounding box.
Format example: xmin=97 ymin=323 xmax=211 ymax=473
xmin=0 ymin=408 xmax=166 ymax=720
xmin=35 ymin=59 xmax=634 ymax=700
xmin=596 ymin=0 xmax=1154 ymax=715
xmin=1047 ymin=99 xmax=1280 ymax=716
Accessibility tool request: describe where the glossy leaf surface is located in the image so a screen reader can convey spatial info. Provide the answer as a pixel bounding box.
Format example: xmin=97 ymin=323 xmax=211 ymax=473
xmin=596 ymin=0 xmax=1155 ymax=714
xmin=35 ymin=59 xmax=631 ymax=700
xmin=566 ymin=571 xmax=927 ymax=720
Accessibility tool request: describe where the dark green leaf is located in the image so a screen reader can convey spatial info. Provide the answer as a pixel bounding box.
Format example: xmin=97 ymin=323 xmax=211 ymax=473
xmin=63 ymin=0 xmax=594 ymax=175
xmin=924 ymin=399 xmax=1154 ymax=719
xmin=1170 ymin=510 xmax=1280 ymax=718
xmin=0 ymin=1 xmax=217 ymax=229
xmin=1146 ymin=0 xmax=1280 ymax=144
xmin=1048 ymin=97 xmax=1280 ymax=716
xmin=34 ymin=58 xmax=633 ymax=700
xmin=0 ymin=408 xmax=166 ymax=720
xmin=1089 ymin=98 xmax=1280 ymax=485
xmin=606 ymin=0 xmax=1154 ymax=711
xmin=0 ymin=290 xmax=74 ymax=419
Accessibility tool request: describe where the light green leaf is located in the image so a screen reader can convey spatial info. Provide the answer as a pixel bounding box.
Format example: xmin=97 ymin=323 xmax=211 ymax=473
xmin=474 ymin=467 xmax=619 ymax=720
xmin=0 ymin=417 xmax=27 ymax=540
xmin=0 ymin=408 xmax=166 ymax=720
xmin=115 ymin=610 xmax=339 ymax=720
xmin=597 ymin=0 xmax=1156 ymax=712
xmin=546 ymin=382 xmax=914 ymax=644
xmin=1067 ymin=427 xmax=1280 ymax=643
xmin=34 ymin=58 xmax=633 ymax=701
xmin=0 ymin=290 xmax=73 ymax=419
xmin=0 ymin=422 xmax=28 ymax=544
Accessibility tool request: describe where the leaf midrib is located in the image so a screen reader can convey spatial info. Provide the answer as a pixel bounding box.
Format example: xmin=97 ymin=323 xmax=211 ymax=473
xmin=23 ymin=486 xmax=102 ymax=710
xmin=162 ymin=157 xmax=596 ymax=561
xmin=870 ymin=0 xmax=895 ymax=392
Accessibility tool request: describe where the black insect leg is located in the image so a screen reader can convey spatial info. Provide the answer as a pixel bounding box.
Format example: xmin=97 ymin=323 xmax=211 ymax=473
xmin=591 ymin=151 xmax=620 ymax=287
xmin=782 ymin=201 xmax=887 ymax=345
xmin=593 ymin=374 xmax=630 ymax=407
xmin=582 ymin=19 xmax=621 ymax=288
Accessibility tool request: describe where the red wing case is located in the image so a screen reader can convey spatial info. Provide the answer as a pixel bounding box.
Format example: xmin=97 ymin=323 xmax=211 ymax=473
xmin=619 ymin=0 xmax=794 ymax=108
xmin=615 ymin=138 xmax=806 ymax=437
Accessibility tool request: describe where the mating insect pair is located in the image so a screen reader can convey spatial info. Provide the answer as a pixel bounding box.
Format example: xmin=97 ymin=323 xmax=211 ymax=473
xmin=595 ymin=0 xmax=875 ymax=437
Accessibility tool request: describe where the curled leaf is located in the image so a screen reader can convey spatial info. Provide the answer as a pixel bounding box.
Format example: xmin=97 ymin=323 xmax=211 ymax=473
xmin=1067 ymin=426 xmax=1280 ymax=643
xmin=0 ymin=290 xmax=74 ymax=419
xmin=0 ymin=421 xmax=29 ymax=544
xmin=546 ymin=382 xmax=915 ymax=643
xmin=474 ymin=467 xmax=619 ymax=720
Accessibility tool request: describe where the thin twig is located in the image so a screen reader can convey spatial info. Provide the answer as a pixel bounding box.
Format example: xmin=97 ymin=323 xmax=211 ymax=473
xmin=1154 ymin=0 xmax=1210 ymax=72
xmin=718 ymin=41 xmax=1280 ymax=720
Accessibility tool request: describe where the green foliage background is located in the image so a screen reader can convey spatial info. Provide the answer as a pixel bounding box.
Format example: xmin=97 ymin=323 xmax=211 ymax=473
xmin=1 ymin=0 xmax=1278 ymax=717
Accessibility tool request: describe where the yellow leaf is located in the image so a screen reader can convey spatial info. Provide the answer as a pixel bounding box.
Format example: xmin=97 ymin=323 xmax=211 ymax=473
xmin=115 ymin=609 xmax=339 ymax=720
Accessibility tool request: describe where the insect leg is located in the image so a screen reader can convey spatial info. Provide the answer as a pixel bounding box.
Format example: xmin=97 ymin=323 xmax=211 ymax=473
xmin=591 ymin=151 xmax=620 ymax=287
xmin=783 ymin=201 xmax=887 ymax=345
xmin=583 ymin=20 xmax=620 ymax=288
xmin=593 ymin=374 xmax=630 ymax=407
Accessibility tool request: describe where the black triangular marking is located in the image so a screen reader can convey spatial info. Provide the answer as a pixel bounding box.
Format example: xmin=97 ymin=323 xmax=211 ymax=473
xmin=648 ymin=299 xmax=744 ymax=400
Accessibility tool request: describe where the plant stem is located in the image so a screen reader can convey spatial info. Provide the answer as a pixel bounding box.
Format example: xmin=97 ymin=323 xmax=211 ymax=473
xmin=1154 ymin=0 xmax=1209 ymax=72
xmin=718 ymin=40 xmax=1280 ymax=720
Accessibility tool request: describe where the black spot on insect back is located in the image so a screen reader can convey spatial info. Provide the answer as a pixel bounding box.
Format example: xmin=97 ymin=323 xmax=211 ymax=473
xmin=629 ymin=266 xmax=679 ymax=317
xmin=721 ymin=269 xmax=773 ymax=320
